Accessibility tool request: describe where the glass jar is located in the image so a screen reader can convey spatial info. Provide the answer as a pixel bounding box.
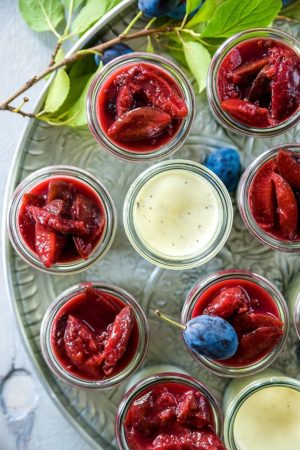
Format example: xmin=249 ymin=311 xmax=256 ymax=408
xmin=237 ymin=144 xmax=300 ymax=252
xmin=7 ymin=165 xmax=117 ymax=274
xmin=115 ymin=372 xmax=223 ymax=450
xmin=181 ymin=270 xmax=289 ymax=377
xmin=207 ymin=28 xmax=300 ymax=137
xmin=123 ymin=159 xmax=233 ymax=270
xmin=40 ymin=282 xmax=149 ymax=389
xmin=224 ymin=375 xmax=300 ymax=450
xmin=86 ymin=52 xmax=195 ymax=162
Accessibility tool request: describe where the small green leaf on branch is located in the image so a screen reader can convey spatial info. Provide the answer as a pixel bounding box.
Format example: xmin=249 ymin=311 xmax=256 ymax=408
xmin=182 ymin=39 xmax=211 ymax=92
xmin=44 ymin=69 xmax=70 ymax=113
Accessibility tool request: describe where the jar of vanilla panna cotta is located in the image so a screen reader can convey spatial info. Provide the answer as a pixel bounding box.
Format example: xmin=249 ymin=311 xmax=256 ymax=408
xmin=123 ymin=160 xmax=233 ymax=270
xmin=223 ymin=369 xmax=300 ymax=450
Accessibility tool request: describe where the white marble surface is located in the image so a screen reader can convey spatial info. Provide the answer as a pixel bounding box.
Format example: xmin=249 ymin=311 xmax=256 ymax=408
xmin=0 ymin=1 xmax=91 ymax=449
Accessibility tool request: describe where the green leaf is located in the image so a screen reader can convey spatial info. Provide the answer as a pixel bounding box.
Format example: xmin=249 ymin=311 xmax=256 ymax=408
xmin=71 ymin=0 xmax=117 ymax=34
xmin=44 ymin=69 xmax=70 ymax=113
xmin=182 ymin=39 xmax=211 ymax=92
xmin=63 ymin=72 xmax=95 ymax=126
xmin=19 ymin=0 xmax=65 ymax=34
xmin=281 ymin=0 xmax=300 ymax=20
xmin=62 ymin=0 xmax=86 ymax=11
xmin=186 ymin=0 xmax=201 ymax=15
xmin=187 ymin=0 xmax=216 ymax=28
xmin=202 ymin=0 xmax=282 ymax=38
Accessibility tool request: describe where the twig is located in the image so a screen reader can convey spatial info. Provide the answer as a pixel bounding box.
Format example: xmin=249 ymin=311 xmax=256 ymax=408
xmin=6 ymin=105 xmax=36 ymax=119
xmin=0 ymin=25 xmax=174 ymax=112
xmin=277 ymin=15 xmax=300 ymax=23
xmin=49 ymin=40 xmax=62 ymax=67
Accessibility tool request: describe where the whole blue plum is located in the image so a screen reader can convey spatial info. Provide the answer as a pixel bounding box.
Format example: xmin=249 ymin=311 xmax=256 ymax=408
xmin=282 ymin=0 xmax=295 ymax=6
xmin=183 ymin=315 xmax=238 ymax=360
xmin=95 ymin=43 xmax=133 ymax=66
xmin=204 ymin=147 xmax=241 ymax=192
xmin=168 ymin=0 xmax=203 ymax=20
xmin=138 ymin=0 xmax=181 ymax=17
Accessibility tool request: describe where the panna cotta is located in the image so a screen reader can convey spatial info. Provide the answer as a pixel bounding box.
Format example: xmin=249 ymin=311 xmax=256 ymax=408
xmin=124 ymin=160 xmax=233 ymax=270
xmin=133 ymin=169 xmax=220 ymax=258
xmin=224 ymin=375 xmax=300 ymax=450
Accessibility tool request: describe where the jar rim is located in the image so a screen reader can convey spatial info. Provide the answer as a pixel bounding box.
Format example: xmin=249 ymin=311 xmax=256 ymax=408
xmin=86 ymin=52 xmax=196 ymax=162
xmin=237 ymin=144 xmax=300 ymax=252
xmin=123 ymin=159 xmax=233 ymax=270
xmin=181 ymin=269 xmax=289 ymax=377
xmin=206 ymin=27 xmax=300 ymax=137
xmin=115 ymin=371 xmax=223 ymax=450
xmin=7 ymin=165 xmax=117 ymax=274
xmin=40 ymin=282 xmax=149 ymax=389
xmin=224 ymin=376 xmax=300 ymax=450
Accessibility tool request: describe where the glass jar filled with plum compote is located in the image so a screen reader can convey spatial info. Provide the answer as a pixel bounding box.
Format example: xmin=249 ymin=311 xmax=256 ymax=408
xmin=116 ymin=372 xmax=225 ymax=450
xmin=40 ymin=282 xmax=149 ymax=389
xmin=238 ymin=144 xmax=300 ymax=252
xmin=87 ymin=53 xmax=195 ymax=162
xmin=181 ymin=270 xmax=289 ymax=377
xmin=207 ymin=28 xmax=300 ymax=137
xmin=7 ymin=166 xmax=116 ymax=273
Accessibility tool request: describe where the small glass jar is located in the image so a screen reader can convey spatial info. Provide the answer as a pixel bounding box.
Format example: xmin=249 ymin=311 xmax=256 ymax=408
xmin=40 ymin=282 xmax=149 ymax=389
xmin=7 ymin=165 xmax=117 ymax=274
xmin=224 ymin=375 xmax=300 ymax=450
xmin=123 ymin=159 xmax=233 ymax=270
xmin=207 ymin=28 xmax=300 ymax=137
xmin=86 ymin=52 xmax=195 ymax=162
xmin=237 ymin=144 xmax=300 ymax=252
xmin=181 ymin=270 xmax=289 ymax=377
xmin=115 ymin=372 xmax=223 ymax=450
xmin=286 ymin=273 xmax=300 ymax=339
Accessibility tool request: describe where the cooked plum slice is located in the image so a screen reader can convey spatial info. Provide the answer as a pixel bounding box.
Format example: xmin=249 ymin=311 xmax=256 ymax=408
xmin=270 ymin=48 xmax=300 ymax=121
xmin=272 ymin=172 xmax=298 ymax=240
xmin=152 ymin=433 xmax=181 ymax=450
xmin=44 ymin=199 xmax=69 ymax=217
xmin=231 ymin=312 xmax=283 ymax=335
xmin=129 ymin=392 xmax=156 ymax=434
xmin=176 ymin=391 xmax=211 ymax=429
xmin=203 ymin=287 xmax=250 ymax=319
xmin=47 ymin=179 xmax=74 ymax=203
xmin=64 ymin=315 xmax=103 ymax=377
xmin=248 ymin=65 xmax=274 ymax=103
xmin=221 ymin=99 xmax=270 ymax=127
xmin=27 ymin=205 xmax=89 ymax=236
xmin=35 ymin=223 xmax=66 ymax=268
xmin=101 ymin=306 xmax=134 ymax=375
xmin=249 ymin=159 xmax=278 ymax=231
xmin=107 ymin=107 xmax=172 ymax=142
xmin=230 ymin=57 xmax=270 ymax=84
xmin=72 ymin=193 xmax=105 ymax=258
xmin=234 ymin=326 xmax=283 ymax=365
xmin=22 ymin=193 xmax=45 ymax=208
xmin=277 ymin=149 xmax=300 ymax=189
xmin=116 ymin=85 xmax=133 ymax=117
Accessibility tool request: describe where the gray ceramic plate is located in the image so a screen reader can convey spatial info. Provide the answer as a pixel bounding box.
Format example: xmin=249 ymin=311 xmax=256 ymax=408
xmin=3 ymin=1 xmax=300 ymax=448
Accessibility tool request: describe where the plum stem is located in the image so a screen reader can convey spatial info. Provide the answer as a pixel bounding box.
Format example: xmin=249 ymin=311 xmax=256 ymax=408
xmin=155 ymin=310 xmax=186 ymax=331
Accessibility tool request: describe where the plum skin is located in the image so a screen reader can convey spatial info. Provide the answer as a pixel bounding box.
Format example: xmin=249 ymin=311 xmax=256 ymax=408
xmin=183 ymin=315 xmax=238 ymax=360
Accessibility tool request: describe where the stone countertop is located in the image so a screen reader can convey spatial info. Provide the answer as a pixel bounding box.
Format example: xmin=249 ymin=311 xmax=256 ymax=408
xmin=0 ymin=2 xmax=91 ymax=449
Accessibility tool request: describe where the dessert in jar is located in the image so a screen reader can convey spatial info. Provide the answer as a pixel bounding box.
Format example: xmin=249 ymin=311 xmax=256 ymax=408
xmin=87 ymin=53 xmax=195 ymax=162
xmin=116 ymin=372 xmax=225 ymax=449
xmin=40 ymin=283 xmax=149 ymax=389
xmin=7 ymin=166 xmax=116 ymax=273
xmin=207 ymin=28 xmax=300 ymax=137
xmin=123 ymin=159 xmax=233 ymax=270
xmin=223 ymin=371 xmax=300 ymax=450
xmin=238 ymin=144 xmax=300 ymax=252
xmin=181 ymin=270 xmax=289 ymax=377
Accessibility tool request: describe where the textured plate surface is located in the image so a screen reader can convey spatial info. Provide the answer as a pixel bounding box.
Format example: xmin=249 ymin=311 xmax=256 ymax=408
xmin=3 ymin=2 xmax=300 ymax=448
